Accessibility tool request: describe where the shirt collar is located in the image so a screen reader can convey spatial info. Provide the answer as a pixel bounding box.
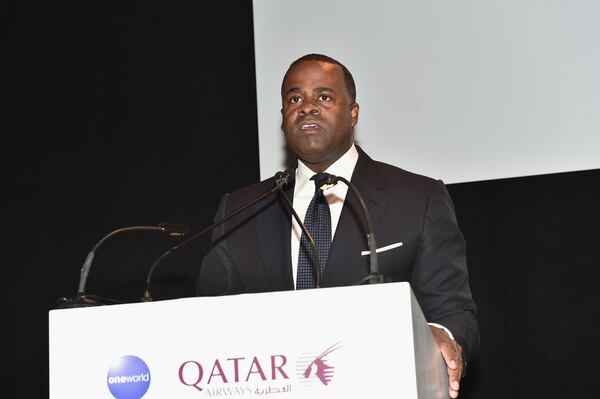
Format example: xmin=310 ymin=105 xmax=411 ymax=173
xmin=296 ymin=143 xmax=359 ymax=189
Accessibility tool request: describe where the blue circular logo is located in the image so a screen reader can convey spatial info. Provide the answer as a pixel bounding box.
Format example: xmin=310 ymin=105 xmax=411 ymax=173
xmin=107 ymin=355 xmax=151 ymax=399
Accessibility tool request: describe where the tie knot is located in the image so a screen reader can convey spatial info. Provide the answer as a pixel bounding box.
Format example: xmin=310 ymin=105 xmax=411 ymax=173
xmin=310 ymin=172 xmax=332 ymax=193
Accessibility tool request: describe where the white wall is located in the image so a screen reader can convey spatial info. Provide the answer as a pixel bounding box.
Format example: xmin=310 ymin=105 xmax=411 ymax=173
xmin=253 ymin=0 xmax=600 ymax=184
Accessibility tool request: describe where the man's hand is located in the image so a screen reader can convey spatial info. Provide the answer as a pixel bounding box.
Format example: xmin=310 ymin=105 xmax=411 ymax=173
xmin=429 ymin=325 xmax=464 ymax=398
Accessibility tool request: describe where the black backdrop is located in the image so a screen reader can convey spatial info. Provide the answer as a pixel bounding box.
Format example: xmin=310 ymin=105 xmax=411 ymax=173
xmin=447 ymin=170 xmax=599 ymax=398
xmin=5 ymin=2 xmax=260 ymax=396
xmin=4 ymin=2 xmax=599 ymax=398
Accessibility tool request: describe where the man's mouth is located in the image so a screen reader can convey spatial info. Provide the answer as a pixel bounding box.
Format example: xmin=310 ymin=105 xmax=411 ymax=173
xmin=300 ymin=123 xmax=320 ymax=130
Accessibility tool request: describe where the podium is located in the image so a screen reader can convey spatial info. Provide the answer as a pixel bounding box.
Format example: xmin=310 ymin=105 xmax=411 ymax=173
xmin=49 ymin=282 xmax=448 ymax=398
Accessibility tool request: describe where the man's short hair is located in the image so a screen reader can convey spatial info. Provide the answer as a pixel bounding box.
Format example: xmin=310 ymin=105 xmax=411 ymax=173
xmin=283 ymin=53 xmax=357 ymax=103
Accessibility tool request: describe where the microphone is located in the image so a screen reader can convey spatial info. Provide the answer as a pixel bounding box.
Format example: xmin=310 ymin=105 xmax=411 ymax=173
xmin=274 ymin=171 xmax=322 ymax=288
xmin=320 ymin=174 xmax=386 ymax=285
xmin=65 ymin=223 xmax=188 ymax=307
xmin=141 ymin=171 xmax=312 ymax=301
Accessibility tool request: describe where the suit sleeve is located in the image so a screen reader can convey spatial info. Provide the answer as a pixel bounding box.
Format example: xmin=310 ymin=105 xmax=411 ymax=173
xmin=411 ymin=180 xmax=480 ymax=361
xmin=196 ymin=193 xmax=245 ymax=296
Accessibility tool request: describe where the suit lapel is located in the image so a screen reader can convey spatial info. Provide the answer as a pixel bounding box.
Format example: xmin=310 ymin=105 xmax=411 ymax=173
xmin=350 ymin=147 xmax=390 ymax=232
xmin=324 ymin=148 xmax=389 ymax=286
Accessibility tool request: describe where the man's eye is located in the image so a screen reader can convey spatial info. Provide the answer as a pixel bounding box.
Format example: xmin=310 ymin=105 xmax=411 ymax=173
xmin=319 ymin=94 xmax=331 ymax=101
xmin=289 ymin=96 xmax=302 ymax=104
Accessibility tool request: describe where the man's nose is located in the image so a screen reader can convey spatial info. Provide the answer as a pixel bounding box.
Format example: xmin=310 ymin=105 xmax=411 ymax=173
xmin=298 ymin=100 xmax=319 ymax=116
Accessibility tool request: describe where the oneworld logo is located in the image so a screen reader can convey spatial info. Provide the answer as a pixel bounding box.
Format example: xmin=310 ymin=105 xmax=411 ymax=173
xmin=107 ymin=355 xmax=151 ymax=399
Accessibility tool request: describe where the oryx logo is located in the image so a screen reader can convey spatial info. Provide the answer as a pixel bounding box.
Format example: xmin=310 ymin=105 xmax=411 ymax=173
xmin=296 ymin=342 xmax=342 ymax=386
xmin=107 ymin=355 xmax=151 ymax=399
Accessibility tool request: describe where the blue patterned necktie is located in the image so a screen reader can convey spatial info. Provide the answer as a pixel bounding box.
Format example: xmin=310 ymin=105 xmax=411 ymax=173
xmin=297 ymin=172 xmax=332 ymax=289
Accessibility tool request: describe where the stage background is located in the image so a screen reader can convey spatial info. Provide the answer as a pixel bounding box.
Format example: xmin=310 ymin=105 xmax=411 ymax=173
xmin=4 ymin=1 xmax=598 ymax=398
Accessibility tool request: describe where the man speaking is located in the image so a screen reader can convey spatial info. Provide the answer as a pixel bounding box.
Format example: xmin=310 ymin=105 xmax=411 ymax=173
xmin=197 ymin=53 xmax=479 ymax=398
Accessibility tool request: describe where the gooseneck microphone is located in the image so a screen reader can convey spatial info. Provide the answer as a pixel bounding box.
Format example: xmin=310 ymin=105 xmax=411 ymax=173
xmin=320 ymin=174 xmax=386 ymax=285
xmin=70 ymin=223 xmax=188 ymax=306
xmin=142 ymin=171 xmax=318 ymax=301
xmin=274 ymin=172 xmax=322 ymax=288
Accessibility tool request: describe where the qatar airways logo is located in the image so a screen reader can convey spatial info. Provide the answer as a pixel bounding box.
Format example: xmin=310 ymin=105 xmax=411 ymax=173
xmin=297 ymin=342 xmax=342 ymax=386
xmin=107 ymin=355 xmax=151 ymax=399
xmin=179 ymin=355 xmax=289 ymax=392
xmin=178 ymin=343 xmax=342 ymax=396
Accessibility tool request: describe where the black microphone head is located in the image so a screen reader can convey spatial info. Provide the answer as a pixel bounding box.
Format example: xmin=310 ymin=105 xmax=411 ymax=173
xmin=158 ymin=223 xmax=189 ymax=237
xmin=316 ymin=173 xmax=340 ymax=190
xmin=274 ymin=170 xmax=291 ymax=189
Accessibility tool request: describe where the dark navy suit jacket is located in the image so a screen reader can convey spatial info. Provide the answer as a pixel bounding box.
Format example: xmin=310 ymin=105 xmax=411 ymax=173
xmin=197 ymin=147 xmax=479 ymax=360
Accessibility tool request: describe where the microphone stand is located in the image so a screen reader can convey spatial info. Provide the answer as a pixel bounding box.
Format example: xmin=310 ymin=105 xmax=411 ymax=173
xmin=274 ymin=172 xmax=321 ymax=288
xmin=321 ymin=175 xmax=386 ymax=285
xmin=142 ymin=173 xmax=296 ymax=301
xmin=58 ymin=223 xmax=188 ymax=308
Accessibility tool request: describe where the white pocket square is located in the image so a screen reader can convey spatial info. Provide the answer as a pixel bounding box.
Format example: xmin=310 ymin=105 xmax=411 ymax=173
xmin=361 ymin=241 xmax=403 ymax=256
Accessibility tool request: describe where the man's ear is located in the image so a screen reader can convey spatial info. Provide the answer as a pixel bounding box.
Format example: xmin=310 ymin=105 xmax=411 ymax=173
xmin=350 ymin=102 xmax=360 ymax=127
xmin=280 ymin=107 xmax=284 ymax=130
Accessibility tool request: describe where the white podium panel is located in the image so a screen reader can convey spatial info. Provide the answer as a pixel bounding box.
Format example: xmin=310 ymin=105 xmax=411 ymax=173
xmin=49 ymin=282 xmax=447 ymax=398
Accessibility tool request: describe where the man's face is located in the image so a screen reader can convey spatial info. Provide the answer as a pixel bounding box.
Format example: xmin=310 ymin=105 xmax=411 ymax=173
xmin=281 ymin=61 xmax=359 ymax=172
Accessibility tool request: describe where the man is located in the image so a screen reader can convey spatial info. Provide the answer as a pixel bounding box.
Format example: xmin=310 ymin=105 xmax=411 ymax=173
xmin=198 ymin=54 xmax=479 ymax=398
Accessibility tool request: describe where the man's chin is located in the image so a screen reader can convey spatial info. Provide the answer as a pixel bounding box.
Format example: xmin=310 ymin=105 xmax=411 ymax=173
xmin=295 ymin=148 xmax=328 ymax=163
xmin=296 ymin=152 xmax=338 ymax=172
